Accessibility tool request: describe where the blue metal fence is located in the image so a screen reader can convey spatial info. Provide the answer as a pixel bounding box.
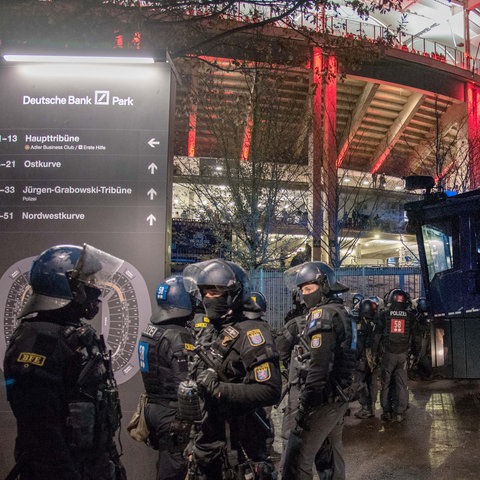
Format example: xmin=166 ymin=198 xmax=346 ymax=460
xmin=251 ymin=267 xmax=423 ymax=332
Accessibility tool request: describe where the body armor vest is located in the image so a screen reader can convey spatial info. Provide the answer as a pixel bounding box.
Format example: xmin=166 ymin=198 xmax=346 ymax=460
xmin=305 ymin=302 xmax=357 ymax=392
xmin=138 ymin=324 xmax=193 ymax=400
xmin=385 ymin=308 xmax=411 ymax=353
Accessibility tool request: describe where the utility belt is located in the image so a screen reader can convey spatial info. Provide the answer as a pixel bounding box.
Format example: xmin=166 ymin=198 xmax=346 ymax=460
xmin=158 ymin=418 xmax=192 ymax=454
xmin=146 ymin=394 xmax=178 ymax=407
xmin=304 ymin=380 xmax=351 ymax=408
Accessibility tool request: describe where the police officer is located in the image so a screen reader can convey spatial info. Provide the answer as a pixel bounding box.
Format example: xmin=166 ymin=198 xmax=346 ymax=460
xmin=137 ymin=276 xmax=196 ymax=480
xmin=282 ymin=261 xmax=356 ymax=480
xmin=376 ymin=288 xmax=413 ymax=423
xmin=182 ymin=259 xmax=282 ymax=480
xmin=244 ymin=291 xmax=278 ymax=458
xmin=283 ymin=288 xmax=308 ymax=324
xmin=275 ymin=292 xmax=334 ymax=479
xmin=244 ymin=291 xmax=268 ymax=320
xmin=275 ymin=289 xmax=307 ymax=449
xmin=353 ymin=299 xmax=379 ymax=419
xmin=188 ymin=292 xmax=211 ymax=341
xmin=349 ymin=293 xmax=364 ymax=317
xmin=410 ymin=297 xmax=432 ymax=380
xmin=3 ymin=244 xmax=126 ymax=480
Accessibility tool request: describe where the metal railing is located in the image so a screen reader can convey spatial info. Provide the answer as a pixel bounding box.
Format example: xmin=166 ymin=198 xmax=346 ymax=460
xmin=185 ymin=2 xmax=480 ymax=75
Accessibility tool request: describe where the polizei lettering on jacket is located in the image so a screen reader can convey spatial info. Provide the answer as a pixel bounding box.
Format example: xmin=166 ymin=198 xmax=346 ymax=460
xmin=390 ymin=310 xmax=407 ymax=317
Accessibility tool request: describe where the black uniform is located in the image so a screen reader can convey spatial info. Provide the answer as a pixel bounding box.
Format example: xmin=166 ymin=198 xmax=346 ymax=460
xmin=353 ymin=302 xmax=379 ymax=419
xmin=138 ymin=320 xmax=195 ymax=480
xmin=275 ymin=314 xmax=307 ymax=370
xmin=191 ymin=315 xmax=282 ymax=479
xmin=4 ymin=311 xmax=124 ymax=480
xmin=275 ymin=314 xmax=307 ymax=462
xmin=190 ymin=311 xmax=212 ymax=340
xmin=276 ymin=313 xmax=336 ymax=479
xmin=282 ymin=299 xmax=356 ymax=480
xmin=182 ymin=258 xmax=282 ymax=479
xmin=376 ymin=293 xmax=413 ymax=422
xmin=409 ymin=300 xmax=432 ymax=379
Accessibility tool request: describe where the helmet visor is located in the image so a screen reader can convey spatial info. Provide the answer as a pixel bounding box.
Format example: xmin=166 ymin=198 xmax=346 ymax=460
xmin=183 ymin=259 xmax=237 ymax=294
xmin=284 ymin=261 xmax=349 ymax=293
xmin=283 ymin=262 xmax=309 ymax=291
xmin=182 ymin=261 xmax=207 ymax=296
xmin=73 ymin=244 xmax=124 ymax=289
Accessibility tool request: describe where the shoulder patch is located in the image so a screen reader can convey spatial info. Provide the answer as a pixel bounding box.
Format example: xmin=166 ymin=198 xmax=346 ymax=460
xmin=246 ymin=329 xmax=265 ymax=346
xmin=307 ymin=308 xmax=333 ymax=334
xmin=254 ymin=362 xmax=271 ymax=382
xmin=219 ymin=326 xmax=240 ymax=347
xmin=194 ymin=316 xmax=210 ymax=329
xmin=138 ymin=341 xmax=149 ymax=372
xmin=185 ymin=343 xmax=195 ymax=351
xmin=142 ymin=324 xmax=158 ymax=338
xmin=311 ymin=334 xmax=322 ymax=349
xmin=195 ymin=322 xmax=209 ymax=329
xmin=17 ymin=352 xmax=46 ymax=367
xmin=224 ymin=325 xmax=240 ymax=338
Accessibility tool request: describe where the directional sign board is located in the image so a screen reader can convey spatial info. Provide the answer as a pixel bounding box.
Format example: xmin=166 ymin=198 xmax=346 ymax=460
xmin=0 ymin=58 xmax=175 ymax=384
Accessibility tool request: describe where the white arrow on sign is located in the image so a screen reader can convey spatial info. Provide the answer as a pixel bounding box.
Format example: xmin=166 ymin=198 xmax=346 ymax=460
xmin=147 ymin=188 xmax=157 ymax=200
xmin=148 ymin=163 xmax=158 ymax=174
xmin=146 ymin=214 xmax=157 ymax=226
xmin=148 ymin=138 xmax=160 ymax=148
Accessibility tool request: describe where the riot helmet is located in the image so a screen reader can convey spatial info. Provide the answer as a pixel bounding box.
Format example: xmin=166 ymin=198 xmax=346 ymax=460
xmin=251 ymin=291 xmax=267 ymax=313
xmin=369 ymin=295 xmax=384 ymax=310
xmin=284 ymin=261 xmax=349 ymax=309
xmin=244 ymin=291 xmax=267 ymax=320
xmin=359 ymin=299 xmax=377 ymax=320
xmin=413 ymin=297 xmax=429 ymax=314
xmin=385 ymin=288 xmax=409 ymax=308
xmin=352 ymin=293 xmax=364 ymax=310
xmin=183 ymin=259 xmax=251 ymax=322
xmin=20 ymin=243 xmax=123 ymax=320
xmin=150 ymin=275 xmax=194 ymax=324
xmin=350 ymin=293 xmax=364 ymax=317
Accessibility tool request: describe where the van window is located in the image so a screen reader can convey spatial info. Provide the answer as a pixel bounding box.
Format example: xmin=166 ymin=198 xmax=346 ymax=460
xmin=421 ymin=223 xmax=454 ymax=281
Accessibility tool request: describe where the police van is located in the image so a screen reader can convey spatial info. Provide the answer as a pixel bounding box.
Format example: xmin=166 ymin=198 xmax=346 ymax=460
xmin=405 ymin=176 xmax=480 ymax=378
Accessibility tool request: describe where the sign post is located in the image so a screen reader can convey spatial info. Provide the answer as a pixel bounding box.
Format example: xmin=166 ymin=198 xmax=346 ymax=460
xmin=0 ymin=54 xmax=175 ymax=477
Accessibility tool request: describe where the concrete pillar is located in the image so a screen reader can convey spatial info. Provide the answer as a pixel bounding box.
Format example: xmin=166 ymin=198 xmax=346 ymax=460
xmin=311 ymin=46 xmax=325 ymax=261
xmin=466 ymin=83 xmax=480 ymax=189
xmin=310 ymin=47 xmax=338 ymax=264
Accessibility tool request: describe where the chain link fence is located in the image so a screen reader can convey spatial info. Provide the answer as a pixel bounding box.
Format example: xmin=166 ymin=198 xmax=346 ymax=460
xmin=251 ymin=267 xmax=423 ymax=332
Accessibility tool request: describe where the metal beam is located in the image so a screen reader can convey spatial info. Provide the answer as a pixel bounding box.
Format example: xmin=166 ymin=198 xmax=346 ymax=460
xmin=370 ymin=92 xmax=425 ymax=173
xmin=336 ymin=82 xmax=379 ymax=167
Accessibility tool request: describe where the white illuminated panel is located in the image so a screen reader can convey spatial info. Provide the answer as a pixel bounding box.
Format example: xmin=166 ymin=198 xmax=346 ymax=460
xmin=3 ymin=54 xmax=155 ymax=64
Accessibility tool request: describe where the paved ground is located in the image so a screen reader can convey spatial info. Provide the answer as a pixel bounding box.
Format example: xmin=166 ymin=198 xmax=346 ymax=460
xmin=271 ymin=378 xmax=480 ymax=480
xmin=2 ymin=376 xmax=479 ymax=479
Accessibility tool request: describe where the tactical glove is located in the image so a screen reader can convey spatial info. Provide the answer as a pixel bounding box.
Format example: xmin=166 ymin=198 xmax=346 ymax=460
xmin=294 ymin=402 xmax=314 ymax=432
xmin=197 ymin=368 xmax=221 ymax=398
